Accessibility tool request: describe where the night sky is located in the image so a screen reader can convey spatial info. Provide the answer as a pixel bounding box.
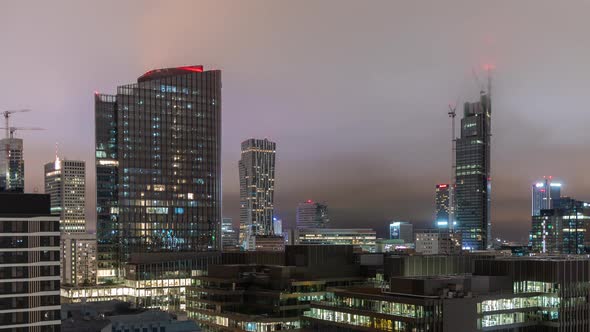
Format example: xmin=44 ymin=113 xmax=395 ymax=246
xmin=2 ymin=0 xmax=590 ymax=241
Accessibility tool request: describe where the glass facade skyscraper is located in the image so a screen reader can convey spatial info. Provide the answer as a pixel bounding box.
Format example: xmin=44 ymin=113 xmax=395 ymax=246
xmin=531 ymin=177 xmax=561 ymax=216
xmin=95 ymin=66 xmax=221 ymax=280
xmin=239 ymin=138 xmax=276 ymax=250
xmin=455 ymin=89 xmax=491 ymax=250
xmin=296 ymin=200 xmax=329 ymax=229
xmin=434 ymin=184 xmax=450 ymax=227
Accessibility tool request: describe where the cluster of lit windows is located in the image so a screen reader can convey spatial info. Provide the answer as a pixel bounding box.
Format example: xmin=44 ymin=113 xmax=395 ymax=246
xmin=513 ymin=281 xmax=558 ymax=294
xmin=190 ymin=311 xmax=300 ymax=331
xmin=319 ymin=294 xmax=424 ymax=319
xmin=304 ymin=308 xmax=408 ymax=331
xmin=479 ymin=295 xmax=560 ymax=313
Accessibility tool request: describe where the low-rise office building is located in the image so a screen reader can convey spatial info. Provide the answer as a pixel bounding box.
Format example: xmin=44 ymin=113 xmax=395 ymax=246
xmin=61 ymin=252 xmax=220 ymax=313
xmin=293 ymin=228 xmax=377 ymax=253
xmin=252 ymin=235 xmax=285 ymax=252
xmin=306 ymin=257 xmax=590 ymax=331
xmin=61 ymin=300 xmax=199 ymax=332
xmin=188 ymin=246 xmax=365 ymax=331
xmin=415 ymin=229 xmax=462 ymax=255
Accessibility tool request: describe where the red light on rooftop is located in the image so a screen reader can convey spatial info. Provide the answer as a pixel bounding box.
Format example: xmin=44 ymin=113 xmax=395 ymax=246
xmin=437 ymin=184 xmax=448 ymax=188
xmin=307 ymin=199 xmax=313 ymax=204
xmin=178 ymin=66 xmax=203 ymax=73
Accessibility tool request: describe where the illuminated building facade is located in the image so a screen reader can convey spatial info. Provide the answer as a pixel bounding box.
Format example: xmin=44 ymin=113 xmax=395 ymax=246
xmin=61 ymin=252 xmax=220 ymax=313
xmin=239 ymin=138 xmax=276 ymax=250
xmin=294 ymin=228 xmax=376 ymax=253
xmin=530 ymin=198 xmax=590 ymax=254
xmin=435 ymin=184 xmax=451 ymax=227
xmin=44 ymin=157 xmax=86 ymax=233
xmin=188 ymin=246 xmax=363 ymax=332
xmin=532 ymin=177 xmax=561 ymax=216
xmin=0 ymin=193 xmax=61 ymax=331
xmin=389 ymin=221 xmax=413 ymax=243
xmin=306 ymin=258 xmax=590 ymax=331
xmin=414 ymin=229 xmax=462 ymax=255
xmin=60 ymin=233 xmax=97 ymax=286
xmin=296 ymin=200 xmax=329 ymax=229
xmin=0 ymin=137 xmax=24 ymax=192
xmin=252 ymin=235 xmax=285 ymax=252
xmin=221 ymin=217 xmax=239 ymax=251
xmin=94 ymin=66 xmax=222 ymax=280
xmin=455 ymin=88 xmax=492 ymax=250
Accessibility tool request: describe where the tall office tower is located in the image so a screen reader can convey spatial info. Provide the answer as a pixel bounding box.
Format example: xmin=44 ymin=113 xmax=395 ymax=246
xmin=530 ymin=198 xmax=588 ymax=254
xmin=95 ymin=66 xmax=222 ymax=280
xmin=239 ymin=138 xmax=276 ymax=250
xmin=389 ymin=221 xmax=413 ymax=243
xmin=296 ymin=200 xmax=329 ymax=229
xmin=0 ymin=193 xmax=60 ymax=331
xmin=532 ymin=177 xmax=561 ymax=216
xmin=434 ymin=184 xmax=450 ymax=228
xmin=44 ymin=156 xmax=86 ymax=232
xmin=221 ymin=217 xmax=238 ymax=251
xmin=0 ymin=137 xmax=24 ymax=192
xmin=455 ymin=81 xmax=492 ymax=250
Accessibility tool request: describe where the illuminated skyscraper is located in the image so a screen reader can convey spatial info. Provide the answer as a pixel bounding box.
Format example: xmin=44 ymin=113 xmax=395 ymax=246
xmin=532 ymin=177 xmax=561 ymax=216
xmin=44 ymin=157 xmax=86 ymax=233
xmin=389 ymin=221 xmax=413 ymax=243
xmin=434 ymin=184 xmax=450 ymax=228
xmin=0 ymin=137 xmax=24 ymax=192
xmin=239 ymin=138 xmax=276 ymax=250
xmin=95 ymin=66 xmax=221 ymax=280
xmin=296 ymin=200 xmax=329 ymax=229
xmin=455 ymin=80 xmax=492 ymax=250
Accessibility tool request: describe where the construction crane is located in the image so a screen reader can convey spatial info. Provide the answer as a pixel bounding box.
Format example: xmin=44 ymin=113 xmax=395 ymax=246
xmin=1 ymin=109 xmax=31 ymax=139
xmin=447 ymin=102 xmax=457 ymax=230
xmin=0 ymin=127 xmax=45 ymax=139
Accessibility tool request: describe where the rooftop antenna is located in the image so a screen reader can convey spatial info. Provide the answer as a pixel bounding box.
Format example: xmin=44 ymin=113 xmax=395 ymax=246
xmin=1 ymin=109 xmax=31 ymax=139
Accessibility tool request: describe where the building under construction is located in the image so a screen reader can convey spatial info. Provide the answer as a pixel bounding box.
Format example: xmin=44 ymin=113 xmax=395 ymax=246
xmin=454 ymin=71 xmax=492 ymax=250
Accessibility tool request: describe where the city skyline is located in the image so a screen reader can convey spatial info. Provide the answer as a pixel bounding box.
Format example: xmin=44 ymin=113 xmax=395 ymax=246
xmin=3 ymin=1 xmax=590 ymax=241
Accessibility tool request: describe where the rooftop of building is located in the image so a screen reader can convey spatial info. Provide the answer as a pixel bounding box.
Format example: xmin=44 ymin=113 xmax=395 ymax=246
xmin=137 ymin=65 xmax=216 ymax=82
xmin=0 ymin=192 xmax=51 ymax=217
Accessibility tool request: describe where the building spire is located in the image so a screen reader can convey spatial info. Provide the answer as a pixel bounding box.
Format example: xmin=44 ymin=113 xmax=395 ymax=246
xmin=54 ymin=142 xmax=61 ymax=170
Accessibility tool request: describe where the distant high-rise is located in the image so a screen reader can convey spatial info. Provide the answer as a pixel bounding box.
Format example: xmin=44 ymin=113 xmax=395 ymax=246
xmin=434 ymin=184 xmax=450 ymax=228
xmin=0 ymin=137 xmax=24 ymax=192
xmin=530 ymin=197 xmax=587 ymax=254
xmin=61 ymin=233 xmax=97 ymax=286
xmin=221 ymin=217 xmax=239 ymax=251
xmin=532 ymin=177 xmax=561 ymax=216
xmin=455 ymin=78 xmax=492 ymax=250
xmin=389 ymin=221 xmax=413 ymax=243
xmin=239 ymin=138 xmax=276 ymax=250
xmin=296 ymin=200 xmax=329 ymax=229
xmin=0 ymin=193 xmax=60 ymax=331
xmin=95 ymin=66 xmax=221 ymax=280
xmin=44 ymin=156 xmax=86 ymax=233
xmin=273 ymin=217 xmax=283 ymax=235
